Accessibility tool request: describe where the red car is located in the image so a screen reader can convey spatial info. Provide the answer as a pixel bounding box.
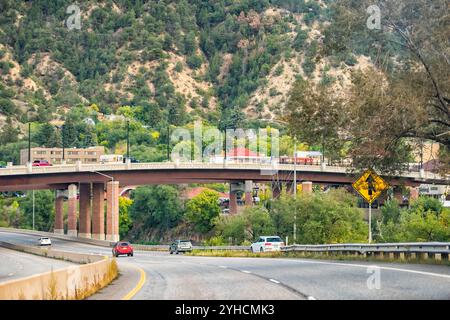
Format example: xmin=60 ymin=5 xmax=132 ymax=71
xmin=112 ymin=241 xmax=134 ymax=257
xmin=32 ymin=160 xmax=52 ymax=166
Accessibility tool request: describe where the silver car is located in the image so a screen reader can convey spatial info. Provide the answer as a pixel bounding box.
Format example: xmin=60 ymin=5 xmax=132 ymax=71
xmin=169 ymin=240 xmax=193 ymax=254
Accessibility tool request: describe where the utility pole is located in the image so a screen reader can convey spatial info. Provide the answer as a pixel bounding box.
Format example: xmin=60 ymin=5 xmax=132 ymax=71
xmin=293 ymin=139 xmax=297 ymax=243
xmin=61 ymin=124 xmax=66 ymax=163
xmin=126 ymin=120 xmax=130 ymax=160
xmin=167 ymin=126 xmax=170 ymax=161
xmin=28 ymin=122 xmax=31 ymax=163
xmin=32 ymin=190 xmax=35 ymax=231
xmin=224 ymin=129 xmax=227 ymax=163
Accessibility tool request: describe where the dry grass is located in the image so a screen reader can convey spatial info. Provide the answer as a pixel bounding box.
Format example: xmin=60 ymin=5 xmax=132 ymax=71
xmin=187 ymin=250 xmax=450 ymax=266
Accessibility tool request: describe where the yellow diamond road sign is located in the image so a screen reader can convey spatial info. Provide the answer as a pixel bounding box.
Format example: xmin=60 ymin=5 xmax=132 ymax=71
xmin=352 ymin=169 xmax=389 ymax=204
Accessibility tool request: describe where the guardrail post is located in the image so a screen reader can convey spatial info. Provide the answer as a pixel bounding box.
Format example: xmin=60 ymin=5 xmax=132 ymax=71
xmin=434 ymin=253 xmax=442 ymax=261
xmin=421 ymin=252 xmax=428 ymax=260
xmin=26 ymin=162 xmax=32 ymax=173
xmin=410 ymin=252 xmax=417 ymax=260
xmin=399 ymin=252 xmax=405 ymax=260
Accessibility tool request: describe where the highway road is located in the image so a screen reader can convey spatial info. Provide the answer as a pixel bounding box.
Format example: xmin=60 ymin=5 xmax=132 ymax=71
xmin=1 ymin=231 xmax=449 ymax=300
xmin=0 ymin=245 xmax=75 ymax=283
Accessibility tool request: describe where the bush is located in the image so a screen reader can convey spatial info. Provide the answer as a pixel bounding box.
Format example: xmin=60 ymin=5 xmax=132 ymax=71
xmin=186 ymin=54 xmax=203 ymax=70
xmin=376 ymin=197 xmax=450 ymax=242
xmin=302 ymin=59 xmax=316 ymax=76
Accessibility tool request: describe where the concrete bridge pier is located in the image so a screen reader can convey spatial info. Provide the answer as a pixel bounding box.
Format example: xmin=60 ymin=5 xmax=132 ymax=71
xmin=302 ymin=181 xmax=313 ymax=194
xmin=78 ymin=183 xmax=92 ymax=239
xmin=67 ymin=184 xmax=78 ymax=237
xmin=245 ymin=180 xmax=253 ymax=206
xmin=54 ymin=190 xmax=65 ymax=234
xmin=106 ymin=181 xmax=120 ymax=242
xmin=92 ymin=183 xmax=105 ymax=240
xmin=409 ymin=187 xmax=419 ymax=201
xmin=272 ymin=181 xmax=282 ymax=199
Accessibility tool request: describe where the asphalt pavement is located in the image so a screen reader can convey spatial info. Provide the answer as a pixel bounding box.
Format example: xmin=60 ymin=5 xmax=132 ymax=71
xmin=1 ymin=231 xmax=449 ymax=300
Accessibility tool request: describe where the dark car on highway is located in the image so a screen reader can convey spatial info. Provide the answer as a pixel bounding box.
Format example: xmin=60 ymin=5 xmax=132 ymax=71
xmin=169 ymin=240 xmax=193 ymax=254
xmin=112 ymin=241 xmax=134 ymax=257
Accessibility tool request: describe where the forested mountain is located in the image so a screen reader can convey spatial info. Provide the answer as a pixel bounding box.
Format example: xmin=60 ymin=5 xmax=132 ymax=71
xmin=0 ymin=0 xmax=448 ymax=172
xmin=0 ymin=0 xmax=372 ymax=130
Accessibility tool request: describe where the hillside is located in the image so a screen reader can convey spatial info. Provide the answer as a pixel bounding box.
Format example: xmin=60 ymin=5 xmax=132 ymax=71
xmin=0 ymin=0 xmax=376 ymax=131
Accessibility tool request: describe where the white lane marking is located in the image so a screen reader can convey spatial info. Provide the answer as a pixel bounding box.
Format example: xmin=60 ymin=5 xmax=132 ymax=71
xmin=269 ymin=279 xmax=280 ymax=284
xmin=307 ymin=296 xmax=316 ymax=300
xmin=290 ymin=259 xmax=450 ymax=280
xmin=241 ymin=270 xmax=251 ymax=274
xmin=219 ymin=266 xmax=227 ymax=269
xmin=8 ymin=273 xmax=14 ymax=277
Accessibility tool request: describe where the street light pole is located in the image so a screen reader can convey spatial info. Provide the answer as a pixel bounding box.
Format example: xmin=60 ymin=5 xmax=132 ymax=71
xmin=293 ymin=139 xmax=297 ymax=243
xmin=32 ymin=190 xmax=35 ymax=230
xmin=28 ymin=122 xmax=31 ymax=163
xmin=167 ymin=126 xmax=170 ymax=161
xmin=91 ymin=171 xmax=115 ymax=241
xmin=62 ymin=124 xmax=65 ymax=163
xmin=126 ymin=120 xmax=130 ymax=160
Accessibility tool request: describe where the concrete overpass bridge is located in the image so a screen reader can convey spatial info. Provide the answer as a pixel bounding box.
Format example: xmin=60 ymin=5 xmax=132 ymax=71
xmin=0 ymin=162 xmax=447 ymax=242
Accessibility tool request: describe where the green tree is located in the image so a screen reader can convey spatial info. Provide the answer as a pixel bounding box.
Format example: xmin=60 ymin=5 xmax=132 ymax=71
xmin=185 ymin=190 xmax=220 ymax=233
xmin=0 ymin=199 xmax=23 ymax=228
xmin=19 ymin=190 xmax=55 ymax=231
xmin=119 ymin=197 xmax=133 ymax=239
xmin=130 ymin=185 xmax=184 ymax=238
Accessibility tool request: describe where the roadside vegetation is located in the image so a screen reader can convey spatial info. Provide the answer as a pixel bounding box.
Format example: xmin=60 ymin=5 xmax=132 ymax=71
xmin=1 ymin=187 xmax=449 ymax=245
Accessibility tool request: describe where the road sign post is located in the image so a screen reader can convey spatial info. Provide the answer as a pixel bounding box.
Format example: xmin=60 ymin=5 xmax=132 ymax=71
xmin=369 ymin=202 xmax=372 ymax=243
xmin=352 ymin=169 xmax=388 ymax=244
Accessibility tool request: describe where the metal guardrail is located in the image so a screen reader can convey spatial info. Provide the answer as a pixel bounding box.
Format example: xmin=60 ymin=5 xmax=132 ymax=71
xmin=281 ymin=243 xmax=450 ymax=254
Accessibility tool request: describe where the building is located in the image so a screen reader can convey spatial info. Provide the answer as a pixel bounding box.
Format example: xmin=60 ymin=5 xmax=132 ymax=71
xmin=20 ymin=146 xmax=105 ymax=165
xmin=209 ymin=147 xmax=271 ymax=164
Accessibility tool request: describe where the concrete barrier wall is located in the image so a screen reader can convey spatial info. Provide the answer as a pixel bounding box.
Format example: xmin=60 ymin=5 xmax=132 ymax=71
xmin=0 ymin=227 xmax=114 ymax=247
xmin=0 ymin=242 xmax=117 ymax=300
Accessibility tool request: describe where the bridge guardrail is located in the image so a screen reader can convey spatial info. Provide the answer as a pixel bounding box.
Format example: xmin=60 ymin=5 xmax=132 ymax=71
xmin=0 ymin=162 xmax=446 ymax=182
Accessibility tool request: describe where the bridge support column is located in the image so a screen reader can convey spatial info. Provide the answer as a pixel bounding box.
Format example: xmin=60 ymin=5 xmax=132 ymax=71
xmin=302 ymin=181 xmax=313 ymax=194
xmin=245 ymin=180 xmax=253 ymax=206
xmin=286 ymin=182 xmax=295 ymax=194
xmin=78 ymin=183 xmax=92 ymax=239
xmin=54 ymin=191 xmax=64 ymax=234
xmin=229 ymin=190 xmax=238 ymax=215
xmin=106 ymin=181 xmax=120 ymax=242
xmin=67 ymin=184 xmax=78 ymax=237
xmin=272 ymin=181 xmax=282 ymax=199
xmin=92 ymin=183 xmax=105 ymax=240
xmin=409 ymin=187 xmax=419 ymax=201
